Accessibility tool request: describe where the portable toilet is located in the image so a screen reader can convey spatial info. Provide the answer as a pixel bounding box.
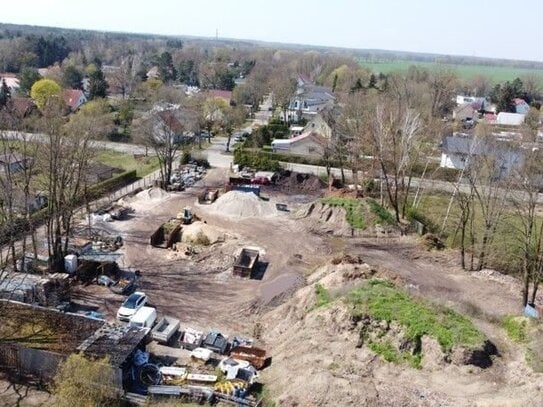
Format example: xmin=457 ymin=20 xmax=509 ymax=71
xmin=64 ymin=254 xmax=78 ymax=273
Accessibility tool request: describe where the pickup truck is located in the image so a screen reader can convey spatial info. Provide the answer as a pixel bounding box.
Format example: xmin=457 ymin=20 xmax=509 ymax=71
xmin=151 ymin=316 xmax=180 ymax=344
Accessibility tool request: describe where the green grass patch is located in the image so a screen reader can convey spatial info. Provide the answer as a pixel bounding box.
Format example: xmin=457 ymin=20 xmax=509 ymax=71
xmin=320 ymin=197 xmax=366 ymax=229
xmin=368 ymin=339 xmax=422 ymax=368
xmin=314 ymin=284 xmax=331 ymax=308
xmin=367 ymin=199 xmax=395 ymax=224
xmin=94 ymin=150 xmax=160 ymax=177
xmin=348 ymin=279 xmax=485 ymax=351
xmin=359 ymin=59 xmax=543 ymax=83
xmin=502 ymin=316 xmax=529 ymax=343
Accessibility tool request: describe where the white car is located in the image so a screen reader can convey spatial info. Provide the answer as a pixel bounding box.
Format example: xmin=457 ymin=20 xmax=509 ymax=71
xmin=117 ymin=291 xmax=147 ymax=321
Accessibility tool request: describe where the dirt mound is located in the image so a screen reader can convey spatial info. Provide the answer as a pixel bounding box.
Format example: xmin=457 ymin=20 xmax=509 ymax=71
xmin=181 ymin=221 xmax=224 ymax=245
xmin=256 ymin=260 xmax=539 ymax=406
xmin=209 ymin=191 xmax=276 ymax=218
xmin=276 ymin=171 xmax=326 ymax=193
xmin=295 ymin=201 xmax=353 ymax=236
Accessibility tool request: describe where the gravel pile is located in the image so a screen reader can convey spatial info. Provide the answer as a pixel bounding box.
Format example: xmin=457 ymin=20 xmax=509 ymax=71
xmin=210 ymin=191 xmax=276 ymax=218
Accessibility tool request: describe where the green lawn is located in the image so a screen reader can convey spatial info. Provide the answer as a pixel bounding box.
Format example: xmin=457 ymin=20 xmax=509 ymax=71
xmin=360 ymin=59 xmax=543 ymax=83
xmin=94 ymin=150 xmax=160 ymax=177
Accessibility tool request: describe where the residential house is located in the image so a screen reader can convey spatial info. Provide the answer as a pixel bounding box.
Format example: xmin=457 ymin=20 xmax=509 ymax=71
xmin=151 ymin=105 xmax=197 ymax=145
xmin=513 ymin=98 xmax=530 ymax=115
xmin=146 ymin=66 xmax=160 ymax=80
xmin=453 ymin=103 xmax=478 ymax=121
xmin=440 ymin=132 xmax=523 ymax=178
xmin=271 ymin=131 xmax=327 ymax=158
xmin=496 ymin=112 xmax=525 ymax=126
xmin=8 ymin=97 xmax=36 ymax=118
xmin=63 ymin=89 xmax=87 ymax=111
xmin=288 ymin=76 xmax=336 ymax=122
xmin=0 ymin=152 xmax=29 ymax=173
xmin=0 ymin=73 xmax=20 ymax=93
xmin=208 ymin=89 xmax=233 ymax=104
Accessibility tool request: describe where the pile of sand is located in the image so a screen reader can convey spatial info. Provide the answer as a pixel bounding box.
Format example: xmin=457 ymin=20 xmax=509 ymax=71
xmin=209 ymin=191 xmax=276 ymax=218
xmin=136 ymin=187 xmax=170 ymax=201
xmin=181 ymin=221 xmax=224 ymax=245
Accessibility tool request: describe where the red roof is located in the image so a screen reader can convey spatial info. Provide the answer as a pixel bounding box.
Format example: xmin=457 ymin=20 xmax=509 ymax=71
xmin=157 ymin=110 xmax=184 ymax=134
xmin=62 ymin=89 xmax=86 ymax=110
xmin=208 ymin=90 xmax=233 ymax=100
xmin=513 ymin=98 xmax=527 ymax=105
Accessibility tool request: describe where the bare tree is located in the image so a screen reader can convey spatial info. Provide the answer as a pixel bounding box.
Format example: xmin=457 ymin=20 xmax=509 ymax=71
xmin=36 ymin=97 xmax=95 ymax=271
xmin=369 ymin=97 xmax=424 ymax=222
xmin=511 ymin=148 xmax=543 ymax=306
xmin=464 ymin=132 xmax=513 ymax=271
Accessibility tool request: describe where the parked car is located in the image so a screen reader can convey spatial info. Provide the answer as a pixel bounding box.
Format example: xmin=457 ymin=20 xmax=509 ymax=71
xmin=117 ymin=291 xmax=147 ymax=321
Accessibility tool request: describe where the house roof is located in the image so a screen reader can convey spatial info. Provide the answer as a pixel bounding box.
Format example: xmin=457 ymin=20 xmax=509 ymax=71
xmin=78 ymin=324 xmax=148 ymax=367
xmin=0 ymin=76 xmax=20 ymax=89
xmin=454 ymin=103 xmax=476 ymax=115
xmin=513 ymin=98 xmax=528 ymax=106
xmin=9 ymin=97 xmax=35 ymax=118
xmin=208 ymin=89 xmax=233 ymax=100
xmin=496 ymin=112 xmax=525 ymax=126
xmin=62 ymin=89 xmax=86 ymax=110
xmin=157 ymin=110 xmax=185 ymax=134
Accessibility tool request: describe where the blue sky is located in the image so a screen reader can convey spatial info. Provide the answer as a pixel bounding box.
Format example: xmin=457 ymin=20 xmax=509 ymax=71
xmin=1 ymin=0 xmax=541 ymax=61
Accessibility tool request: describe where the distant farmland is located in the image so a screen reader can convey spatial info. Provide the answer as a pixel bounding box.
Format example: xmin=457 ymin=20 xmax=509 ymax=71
xmin=359 ymin=60 xmax=543 ymax=83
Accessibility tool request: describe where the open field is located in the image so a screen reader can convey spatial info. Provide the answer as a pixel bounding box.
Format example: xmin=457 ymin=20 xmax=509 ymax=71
xmin=360 ymin=59 xmax=543 ymax=82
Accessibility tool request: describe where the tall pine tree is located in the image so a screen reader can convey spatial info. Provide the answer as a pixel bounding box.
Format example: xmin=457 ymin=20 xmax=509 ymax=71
xmin=0 ymin=79 xmax=11 ymax=108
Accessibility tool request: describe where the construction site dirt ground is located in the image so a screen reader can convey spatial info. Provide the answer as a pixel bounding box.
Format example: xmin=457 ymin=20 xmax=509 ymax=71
xmin=71 ymin=168 xmax=330 ymax=335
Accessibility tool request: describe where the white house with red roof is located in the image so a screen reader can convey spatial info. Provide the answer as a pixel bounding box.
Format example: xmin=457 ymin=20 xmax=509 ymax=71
xmin=62 ymin=89 xmax=87 ymax=111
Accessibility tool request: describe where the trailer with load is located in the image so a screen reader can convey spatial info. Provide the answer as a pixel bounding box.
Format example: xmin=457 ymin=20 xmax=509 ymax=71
xmin=150 ymin=218 xmax=182 ymax=248
xmin=151 ymin=316 xmax=180 ymax=344
xmin=229 ymin=345 xmax=268 ymax=369
xmin=233 ymin=248 xmax=260 ymax=278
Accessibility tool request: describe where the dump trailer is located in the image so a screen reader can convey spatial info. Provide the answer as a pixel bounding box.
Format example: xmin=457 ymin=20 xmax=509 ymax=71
xmin=233 ymin=249 xmax=260 ymax=278
xmin=150 ymin=218 xmax=182 ymax=248
xmin=151 ymin=316 xmax=180 ymax=344
xmin=198 ymin=188 xmax=219 ymax=204
xmin=230 ymin=345 xmax=268 ymax=369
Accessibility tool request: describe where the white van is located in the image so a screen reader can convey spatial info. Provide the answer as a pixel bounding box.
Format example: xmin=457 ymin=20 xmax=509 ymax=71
xmin=128 ymin=306 xmax=157 ymax=329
